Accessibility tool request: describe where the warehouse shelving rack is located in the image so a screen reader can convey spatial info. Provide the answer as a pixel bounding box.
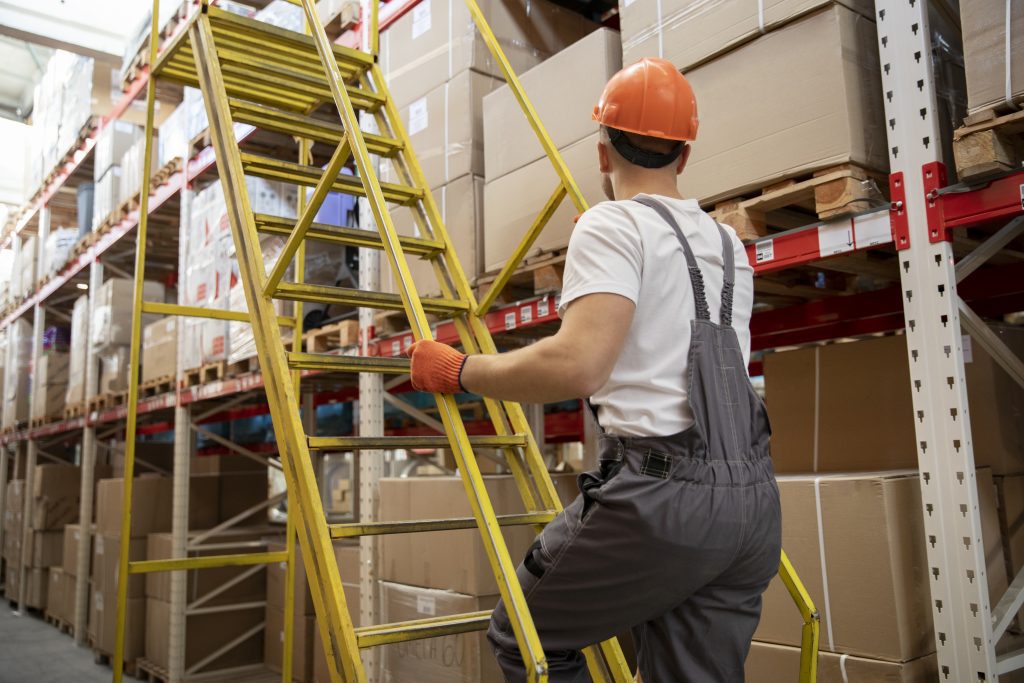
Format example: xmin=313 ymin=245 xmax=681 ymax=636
xmin=0 ymin=0 xmax=1020 ymax=680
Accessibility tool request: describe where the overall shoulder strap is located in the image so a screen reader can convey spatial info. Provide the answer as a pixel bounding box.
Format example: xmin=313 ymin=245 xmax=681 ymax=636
xmin=632 ymin=195 xmax=710 ymax=321
xmin=714 ymin=221 xmax=735 ymax=327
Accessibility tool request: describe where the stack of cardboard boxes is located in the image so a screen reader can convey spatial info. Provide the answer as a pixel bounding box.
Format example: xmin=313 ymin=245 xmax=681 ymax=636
xmin=482 ymin=28 xmax=622 ymax=273
xmin=3 ymin=318 xmax=31 ymax=430
xmin=32 ymin=326 xmax=71 ymax=422
xmin=48 ymin=522 xmax=91 ymax=626
xmin=2 ymin=479 xmax=24 ymax=590
xmin=91 ymin=278 xmax=165 ymax=395
xmin=92 ymin=122 xmax=143 ymax=231
xmin=65 ymin=295 xmax=89 ymax=406
xmin=745 ymin=328 xmax=1024 ymax=679
xmin=379 ymin=0 xmax=597 ymax=296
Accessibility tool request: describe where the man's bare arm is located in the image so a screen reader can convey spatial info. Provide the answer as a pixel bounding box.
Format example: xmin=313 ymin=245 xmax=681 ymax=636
xmin=460 ymin=293 xmax=635 ymax=403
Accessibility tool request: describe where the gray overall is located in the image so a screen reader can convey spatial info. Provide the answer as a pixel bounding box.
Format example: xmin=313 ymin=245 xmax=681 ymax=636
xmin=487 ymin=197 xmax=782 ymax=682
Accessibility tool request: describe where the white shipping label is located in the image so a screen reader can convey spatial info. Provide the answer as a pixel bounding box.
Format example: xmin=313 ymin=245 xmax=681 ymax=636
xmin=411 ymin=0 xmax=431 ymax=39
xmin=520 ymin=306 xmax=532 ymax=324
xmin=817 ymin=220 xmax=854 ymax=257
xmin=537 ymin=298 xmax=549 ymax=318
xmin=95 ymin=536 xmax=104 ymax=555
xmin=853 ymin=210 xmax=891 ymax=248
xmin=416 ymin=595 xmax=436 ymax=615
xmin=624 ymin=0 xmax=637 ymax=6
xmin=505 ymin=312 xmax=516 ymax=330
xmin=754 ymin=239 xmax=774 ymax=264
xmin=408 ymin=98 xmax=428 ymax=136
xmin=962 ymin=335 xmax=973 ymax=364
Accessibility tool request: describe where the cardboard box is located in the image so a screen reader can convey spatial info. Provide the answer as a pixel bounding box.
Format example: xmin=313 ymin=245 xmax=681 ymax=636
xmin=92 ymin=533 xmax=148 ymax=598
xmin=145 ymin=597 xmax=264 ymax=671
xmin=31 ymin=352 xmax=70 ymax=420
xmin=311 ymin=583 xmax=360 ymax=683
xmin=111 ymin=441 xmax=175 ymax=477
xmin=63 ymin=524 xmax=87 ymax=577
xmin=95 ymin=476 xmax=173 ymax=538
xmin=3 ymin=318 xmax=31 ymax=429
xmin=764 ymin=329 xmax=1024 ymax=474
xmin=66 ymin=295 xmax=89 ymax=404
xmin=380 ymin=0 xmax=596 ymax=108
xmin=141 ymin=317 xmax=177 ymax=383
xmin=94 ymin=120 xmax=142 ymax=182
xmin=383 ymin=70 xmax=502 ymax=189
xmin=619 ymin=0 xmax=872 ymax=72
xmin=745 ymin=640 xmax=937 ymax=682
xmin=266 ymin=539 xmax=360 ymax=616
xmin=47 ymin=566 xmax=65 ymax=617
xmin=483 ymin=28 xmax=622 ymax=181
xmin=31 ymin=494 xmax=80 ymax=531
xmin=385 ymin=174 xmax=484 ymax=295
xmin=98 ymin=345 xmax=131 ymax=394
xmin=7 ymin=566 xmax=49 ymax=610
xmin=681 ymin=5 xmax=886 ymax=204
xmin=484 ymin=132 xmax=604 ymax=272
xmin=962 ymin=0 xmax=1024 ymax=114
xmin=219 ymin=472 xmax=269 ymax=523
xmin=264 ymin=608 xmax=315 ymax=682
xmin=27 ymin=530 xmax=63 ymax=568
xmin=755 ymin=469 xmax=1005 ymax=661
xmin=146 ymin=529 xmax=268 ymax=604
xmin=92 ymin=166 xmax=122 ymax=231
xmin=91 ymin=278 xmax=165 ymax=351
xmin=33 ymin=463 xmax=81 ymax=499
xmin=90 ymin=590 xmax=145 ymax=661
xmin=380 ymin=581 xmax=502 ymax=683
xmin=379 ymin=473 xmax=577 ymax=595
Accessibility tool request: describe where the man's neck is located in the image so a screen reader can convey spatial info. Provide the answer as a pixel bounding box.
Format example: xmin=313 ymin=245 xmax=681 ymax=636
xmin=613 ymin=177 xmax=684 ymax=202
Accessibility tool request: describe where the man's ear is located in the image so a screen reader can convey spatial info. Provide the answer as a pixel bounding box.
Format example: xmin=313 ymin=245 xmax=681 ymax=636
xmin=676 ymin=143 xmax=692 ymax=175
xmin=598 ymin=140 xmax=611 ymax=173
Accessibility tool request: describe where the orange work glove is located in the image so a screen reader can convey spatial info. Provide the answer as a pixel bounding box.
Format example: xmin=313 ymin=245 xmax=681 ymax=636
xmin=407 ymin=339 xmax=469 ymax=394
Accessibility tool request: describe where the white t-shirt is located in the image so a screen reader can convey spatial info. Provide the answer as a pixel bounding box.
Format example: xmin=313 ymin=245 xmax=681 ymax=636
xmin=558 ymin=194 xmax=754 ymax=437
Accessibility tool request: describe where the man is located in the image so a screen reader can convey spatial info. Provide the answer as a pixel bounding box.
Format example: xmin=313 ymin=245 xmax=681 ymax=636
xmin=408 ymin=58 xmax=781 ymax=682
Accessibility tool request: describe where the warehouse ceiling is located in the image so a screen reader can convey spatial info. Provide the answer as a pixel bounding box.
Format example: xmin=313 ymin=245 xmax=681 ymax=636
xmin=0 ymin=35 xmax=49 ymax=121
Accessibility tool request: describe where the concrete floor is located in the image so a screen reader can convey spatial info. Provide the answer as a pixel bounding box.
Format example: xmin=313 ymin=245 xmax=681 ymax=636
xmin=0 ymin=601 xmax=109 ymax=683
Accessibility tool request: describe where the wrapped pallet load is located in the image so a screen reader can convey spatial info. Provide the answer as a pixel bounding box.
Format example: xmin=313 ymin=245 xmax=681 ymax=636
xmin=962 ymin=0 xmax=1024 ymax=114
xmin=65 ymin=295 xmax=89 ymax=405
xmin=91 ymin=278 xmax=165 ymax=395
xmin=32 ymin=326 xmax=71 ymax=421
xmin=42 ymin=228 xmax=77 ymax=278
xmin=3 ymin=318 xmax=31 ymax=430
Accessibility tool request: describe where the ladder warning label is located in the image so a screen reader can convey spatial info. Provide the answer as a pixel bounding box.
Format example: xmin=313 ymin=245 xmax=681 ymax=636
xmin=520 ymin=306 xmax=532 ymax=324
xmin=755 ymin=239 xmax=774 ymax=264
xmin=538 ymin=299 xmax=549 ymax=317
xmin=412 ymin=0 xmax=431 ymax=38
xmin=505 ymin=312 xmax=516 ymax=330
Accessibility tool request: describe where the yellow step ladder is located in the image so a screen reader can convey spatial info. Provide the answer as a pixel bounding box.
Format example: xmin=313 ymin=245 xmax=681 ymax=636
xmin=113 ymin=2 xmax=633 ymax=681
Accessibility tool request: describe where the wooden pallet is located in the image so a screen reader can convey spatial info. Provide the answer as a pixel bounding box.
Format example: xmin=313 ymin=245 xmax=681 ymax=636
xmin=88 ymin=391 xmax=128 ymax=412
xmin=44 ymin=611 xmax=74 ymax=636
xmin=953 ymin=109 xmax=1024 ymax=180
xmin=200 ymin=361 xmax=227 ymax=384
xmin=710 ymin=162 xmax=886 ymax=241
xmin=135 ymin=658 xmax=169 ymax=683
xmin=68 ymin=230 xmax=98 ymax=261
xmin=140 ymin=375 xmax=175 ymax=398
xmin=180 ymin=366 xmax=203 ymax=388
xmin=90 ymin=639 xmax=139 ymax=678
xmin=63 ymin=401 xmax=86 ymax=419
xmin=373 ymin=309 xmax=411 ymax=336
xmin=29 ymin=415 xmax=61 ymax=429
xmin=226 ymin=356 xmax=259 ymax=377
xmin=305 ymin=319 xmax=360 ymax=352
xmin=476 ymin=250 xmax=567 ymax=307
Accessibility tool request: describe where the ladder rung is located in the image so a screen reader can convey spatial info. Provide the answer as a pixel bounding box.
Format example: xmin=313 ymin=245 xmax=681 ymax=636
xmin=241 ymin=154 xmax=422 ymax=206
xmin=287 ymin=353 xmax=411 ymax=374
xmin=355 ymin=611 xmax=491 ymax=648
xmin=254 ymin=214 xmax=444 ymax=257
xmin=307 ymin=434 xmax=529 ymax=450
xmin=273 ymin=282 xmax=468 ymax=316
xmin=229 ymin=99 xmax=400 ymax=155
xmin=330 ymin=512 xmax=558 ymax=539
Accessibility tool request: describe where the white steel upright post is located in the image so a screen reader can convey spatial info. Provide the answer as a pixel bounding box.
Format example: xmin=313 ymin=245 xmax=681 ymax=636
xmin=74 ymin=258 xmax=103 ymax=643
xmin=876 ymin=0 xmax=997 ymax=678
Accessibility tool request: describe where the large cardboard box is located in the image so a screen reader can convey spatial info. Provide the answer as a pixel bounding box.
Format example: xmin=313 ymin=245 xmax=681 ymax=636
xmin=91 ymin=278 xmax=165 ymax=351
xmin=23 ymin=567 xmax=49 ymax=610
xmin=379 ymin=473 xmax=577 ymax=595
xmin=266 ymin=539 xmax=359 ymax=616
xmin=383 ymin=71 xmax=502 ymax=189
xmin=219 ymin=472 xmax=269 ymax=523
xmin=92 ymin=532 xmax=148 ymax=598
xmin=90 ymin=590 xmax=145 ymax=660
xmin=146 ymin=529 xmax=268 ymax=604
xmin=764 ymin=329 xmax=1024 ymax=474
xmin=3 ymin=318 xmax=31 ymax=429
xmin=95 ymin=476 xmax=173 ymax=538
xmin=141 ymin=317 xmax=177 ymax=383
xmin=63 ymin=523 xmax=89 ymax=577
xmin=264 ymin=608 xmax=315 ymax=682
xmin=31 ymin=352 xmax=70 ymax=420
xmin=380 ymin=581 xmax=502 ymax=683
xmin=385 ymin=174 xmax=484 ymax=295
xmin=47 ymin=566 xmax=65 ymax=618
xmin=618 ymin=0 xmax=872 ymax=71
xmin=962 ymin=0 xmax=1024 ymax=114
xmin=484 ymin=132 xmax=603 ymax=272
xmin=681 ymin=5 xmax=886 ymax=204
xmin=94 ymin=120 xmax=142 ymax=182
xmin=380 ymin=0 xmax=596 ymax=107
xmin=483 ymin=28 xmax=622 ymax=181
xmin=66 ymin=295 xmax=89 ymax=404
xmin=31 ymin=494 xmax=80 ymax=531
xmin=26 ymin=530 xmax=63 ymax=567
xmin=745 ymin=640 xmax=937 ymax=682
xmin=755 ymin=469 xmax=1006 ymax=661
xmin=33 ymin=464 xmax=82 ymax=499
xmin=145 ymin=597 xmax=264 ymax=671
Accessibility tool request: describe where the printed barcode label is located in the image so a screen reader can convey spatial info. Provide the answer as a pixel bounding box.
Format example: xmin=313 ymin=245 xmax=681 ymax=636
xmin=505 ymin=312 xmax=516 ymax=330
xmin=520 ymin=306 xmax=532 ymax=324
xmin=391 ymin=341 xmax=401 ymax=355
xmin=411 ymin=0 xmax=431 ymax=38
xmin=408 ymin=97 xmax=428 ymax=136
xmin=755 ymin=239 xmax=774 ymax=264
xmin=537 ymin=299 xmax=549 ymax=317
xmin=416 ymin=595 xmax=436 ymax=615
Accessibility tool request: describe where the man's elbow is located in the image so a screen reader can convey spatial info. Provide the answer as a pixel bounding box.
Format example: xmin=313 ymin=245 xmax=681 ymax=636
xmin=567 ymin=363 xmax=609 ymax=399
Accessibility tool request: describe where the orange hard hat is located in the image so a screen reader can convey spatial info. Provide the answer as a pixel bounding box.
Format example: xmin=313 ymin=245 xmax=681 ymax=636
xmin=593 ymin=57 xmax=699 ymax=142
